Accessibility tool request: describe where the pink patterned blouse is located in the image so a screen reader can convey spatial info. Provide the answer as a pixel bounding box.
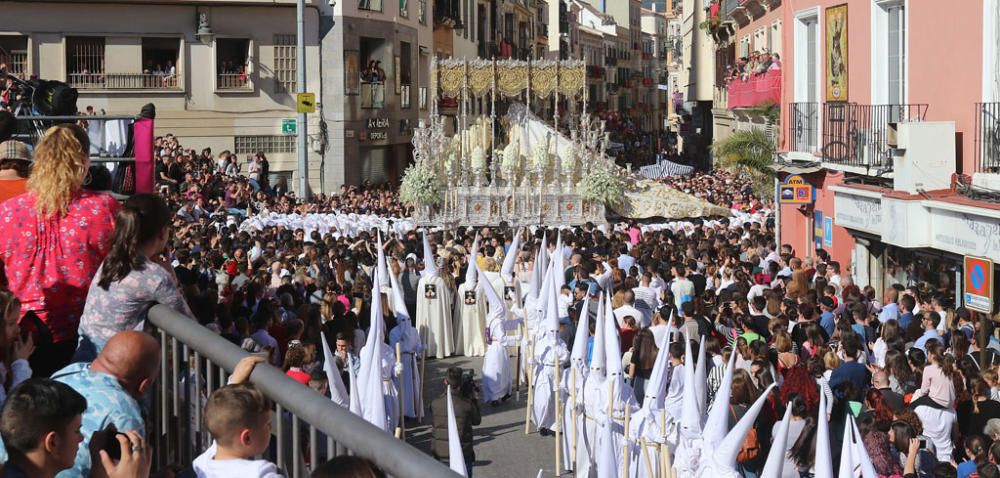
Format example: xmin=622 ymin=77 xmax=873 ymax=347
xmin=0 ymin=191 xmax=120 ymax=343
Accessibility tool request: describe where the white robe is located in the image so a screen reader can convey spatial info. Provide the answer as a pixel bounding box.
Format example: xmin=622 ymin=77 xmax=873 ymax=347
xmin=389 ymin=323 xmax=423 ymax=418
xmin=530 ymin=336 xmax=569 ymax=431
xmin=455 ymin=281 xmax=487 ymax=357
xmin=482 ymin=317 xmax=514 ymax=402
xmin=577 ymin=371 xmax=606 ymax=478
xmin=358 ymin=342 xmax=400 ymax=431
xmin=416 ymin=274 xmax=454 ymax=358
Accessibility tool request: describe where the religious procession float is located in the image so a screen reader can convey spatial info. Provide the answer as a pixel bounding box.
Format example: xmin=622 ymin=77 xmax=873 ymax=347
xmin=401 ymin=58 xmax=729 ymax=227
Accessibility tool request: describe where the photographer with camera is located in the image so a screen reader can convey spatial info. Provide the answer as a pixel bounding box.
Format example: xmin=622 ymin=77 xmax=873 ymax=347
xmin=431 ymin=367 xmax=481 ymax=477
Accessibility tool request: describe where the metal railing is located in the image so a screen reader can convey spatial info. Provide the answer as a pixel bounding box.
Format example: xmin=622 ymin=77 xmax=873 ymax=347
xmin=790 ymin=102 xmax=819 ymax=154
xmin=68 ymin=72 xmax=182 ymax=90
xmin=821 ymin=103 xmax=928 ymax=170
xmin=146 ymin=304 xmax=459 ymax=478
xmin=217 ymin=73 xmax=251 ymax=90
xmin=362 ymin=82 xmax=386 ymax=109
xmin=976 ymin=102 xmax=1000 ymax=173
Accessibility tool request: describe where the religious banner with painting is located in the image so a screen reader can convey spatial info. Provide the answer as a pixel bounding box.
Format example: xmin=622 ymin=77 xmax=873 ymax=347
xmin=825 ymin=4 xmax=849 ymax=102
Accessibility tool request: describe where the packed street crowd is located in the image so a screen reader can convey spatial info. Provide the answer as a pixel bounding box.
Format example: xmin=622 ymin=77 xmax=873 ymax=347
xmin=0 ymin=114 xmax=998 ymax=478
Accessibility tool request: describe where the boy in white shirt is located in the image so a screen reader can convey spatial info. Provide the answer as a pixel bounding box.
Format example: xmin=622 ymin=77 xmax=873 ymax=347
xmin=193 ymin=357 xmax=282 ymax=477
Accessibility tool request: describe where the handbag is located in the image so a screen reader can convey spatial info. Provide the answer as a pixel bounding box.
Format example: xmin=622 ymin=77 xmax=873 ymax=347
xmin=730 ymin=405 xmax=760 ymax=463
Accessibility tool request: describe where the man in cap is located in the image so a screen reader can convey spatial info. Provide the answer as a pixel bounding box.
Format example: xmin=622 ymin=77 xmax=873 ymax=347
xmin=0 ymin=139 xmax=31 ymax=203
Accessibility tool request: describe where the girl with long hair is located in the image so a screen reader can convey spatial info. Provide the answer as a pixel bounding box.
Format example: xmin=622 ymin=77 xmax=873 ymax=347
xmin=75 ymin=194 xmax=192 ymax=362
xmin=863 ymin=430 xmax=903 ymax=477
xmin=889 ymin=420 xmax=937 ymax=477
xmin=957 ymin=377 xmax=1000 ymax=439
xmin=0 ymin=290 xmax=34 ymax=407
xmin=863 ymin=388 xmax=896 ymax=432
xmin=628 ymin=328 xmax=658 ymax=406
xmin=0 ymin=124 xmax=120 ymax=376
xmin=921 ymin=341 xmax=956 ymax=408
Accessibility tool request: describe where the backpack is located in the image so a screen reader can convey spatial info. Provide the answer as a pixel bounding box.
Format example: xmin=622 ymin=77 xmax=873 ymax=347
xmin=730 ymin=405 xmax=761 ymax=463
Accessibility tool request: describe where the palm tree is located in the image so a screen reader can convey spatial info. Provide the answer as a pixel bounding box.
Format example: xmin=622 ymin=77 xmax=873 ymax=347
xmin=711 ymin=128 xmax=776 ymax=198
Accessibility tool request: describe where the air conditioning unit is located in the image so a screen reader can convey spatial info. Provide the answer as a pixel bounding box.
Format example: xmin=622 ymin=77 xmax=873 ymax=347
xmin=892 ymin=121 xmax=956 ymax=194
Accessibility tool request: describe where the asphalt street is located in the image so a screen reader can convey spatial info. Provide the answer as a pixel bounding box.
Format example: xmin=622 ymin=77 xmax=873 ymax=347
xmin=405 ymin=355 xmax=569 ymax=478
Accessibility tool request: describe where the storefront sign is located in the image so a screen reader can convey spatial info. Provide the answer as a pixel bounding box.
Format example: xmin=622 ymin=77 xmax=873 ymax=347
xmin=834 ymin=192 xmax=883 ymax=235
xmin=779 ymin=175 xmax=815 ymax=204
xmin=929 ymin=206 xmax=1000 ymax=262
xmin=964 ymin=256 xmax=994 ymax=314
xmin=366 ymin=118 xmax=389 ymax=141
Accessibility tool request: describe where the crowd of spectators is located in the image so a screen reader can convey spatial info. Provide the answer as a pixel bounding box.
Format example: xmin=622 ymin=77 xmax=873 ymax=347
xmin=1 ymin=115 xmax=1000 ymax=478
xmin=724 ymin=50 xmax=782 ymax=84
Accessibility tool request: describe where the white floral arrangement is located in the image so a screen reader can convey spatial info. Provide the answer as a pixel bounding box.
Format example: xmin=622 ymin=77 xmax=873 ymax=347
xmin=532 ymin=142 xmax=549 ymax=170
xmin=445 ymin=152 xmax=457 ymax=173
xmin=471 ymin=145 xmax=486 ymax=169
xmin=502 ymin=141 xmax=519 ymax=171
xmin=400 ymin=159 xmax=443 ymax=207
xmin=560 ymin=143 xmax=577 ymax=171
xmin=579 ymin=165 xmax=626 ymax=208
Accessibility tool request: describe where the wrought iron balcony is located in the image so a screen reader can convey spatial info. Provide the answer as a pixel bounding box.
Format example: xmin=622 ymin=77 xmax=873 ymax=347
xmin=217 ymin=73 xmax=251 ymax=90
xmin=361 ymin=82 xmax=386 ymax=109
xmin=68 ymin=72 xmax=183 ymax=90
xmin=976 ymin=102 xmax=1000 ymax=173
xmin=822 ymin=103 xmax=928 ymax=170
xmin=789 ymin=102 xmax=819 ymax=154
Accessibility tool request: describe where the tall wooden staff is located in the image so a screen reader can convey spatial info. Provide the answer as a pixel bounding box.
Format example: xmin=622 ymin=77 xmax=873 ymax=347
xmin=524 ymin=337 xmax=536 ymax=434
xmin=569 ymin=369 xmax=577 ymax=466
xmin=622 ymin=405 xmax=632 ymax=478
xmin=419 ymin=347 xmax=427 ymax=424
xmin=395 ymin=343 xmax=404 ymax=440
xmin=554 ymin=350 xmax=562 ymax=476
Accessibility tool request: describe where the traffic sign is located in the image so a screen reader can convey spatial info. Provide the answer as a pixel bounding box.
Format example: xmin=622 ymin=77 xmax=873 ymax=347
xmin=281 ymin=118 xmax=296 ymax=135
xmin=297 ymin=92 xmax=316 ymax=113
xmin=964 ymin=255 xmax=994 ymax=313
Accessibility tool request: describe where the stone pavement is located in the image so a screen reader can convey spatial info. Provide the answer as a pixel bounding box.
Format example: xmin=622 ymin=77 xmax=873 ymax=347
xmin=404 ymin=355 xmax=571 ymax=478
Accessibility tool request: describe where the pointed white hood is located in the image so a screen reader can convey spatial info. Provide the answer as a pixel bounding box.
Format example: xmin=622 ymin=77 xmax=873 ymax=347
xmin=713 ymin=383 xmax=777 ymax=473
xmin=603 ymin=291 xmax=623 ymax=377
xmin=376 ymin=232 xmax=390 ymax=292
xmin=527 ymin=245 xmax=544 ymax=304
xmin=500 ymin=228 xmax=522 ymax=284
xmin=421 ymin=229 xmax=438 ymax=278
xmin=702 ymin=345 xmax=739 ymax=449
xmin=320 ymin=332 xmax=350 ymax=408
xmin=388 ymin=263 xmax=412 ymax=324
xmin=477 ymin=267 xmax=507 ymax=323
xmin=642 ymin=327 xmax=674 ymax=411
xmin=693 ymin=337 xmax=707 ymax=417
xmin=589 ymin=292 xmax=607 ymax=377
xmin=761 ymin=404 xmax=793 ymax=478
xmin=596 ymin=412 xmax=619 ymax=478
xmin=553 ymin=230 xmax=565 ymax=291
xmin=447 ymin=386 xmax=469 ymax=477
xmin=464 ymin=235 xmax=480 ymax=289
xmin=570 ymin=293 xmax=591 ymax=366
xmin=815 ymin=390 xmax=834 ymax=478
xmin=679 ymin=331 xmax=701 ymax=438
xmin=838 ymin=415 xmax=877 ymax=478
xmin=542 ymin=265 xmax=561 ymax=336
xmin=361 ymin=269 xmax=389 ymax=432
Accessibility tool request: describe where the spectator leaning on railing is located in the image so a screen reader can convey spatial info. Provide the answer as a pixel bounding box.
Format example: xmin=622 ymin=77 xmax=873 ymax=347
xmin=74 ymin=193 xmax=192 ymax=363
xmin=0 ymin=124 xmax=120 ymax=377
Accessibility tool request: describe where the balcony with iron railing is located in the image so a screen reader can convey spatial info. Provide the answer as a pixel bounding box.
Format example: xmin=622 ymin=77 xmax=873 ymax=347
xmin=68 ymin=72 xmax=183 ymax=91
xmin=362 ymin=82 xmax=386 ymax=109
xmin=821 ymin=103 xmax=928 ymax=172
xmin=217 ymin=72 xmax=252 ymax=91
xmin=788 ymin=101 xmax=819 ymax=155
xmin=976 ymin=102 xmax=1000 ymax=173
